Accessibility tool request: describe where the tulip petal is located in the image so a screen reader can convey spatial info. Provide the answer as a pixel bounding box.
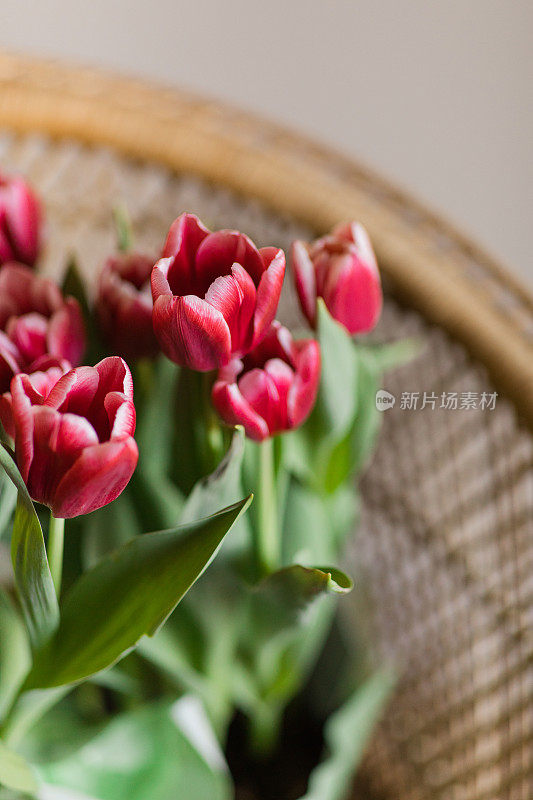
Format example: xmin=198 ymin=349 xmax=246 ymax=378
xmin=0 ymin=263 xmax=36 ymax=327
xmin=6 ymin=313 xmax=48 ymax=363
xmin=153 ymin=294 xmax=231 ymax=371
xmin=26 ymin=408 xmax=100 ymax=508
xmin=0 ymin=393 xmax=14 ymax=438
xmin=94 ymin=357 xmax=133 ymax=400
xmin=333 ymin=222 xmax=378 ymax=271
xmin=196 ymin=231 xmax=265 ymax=290
xmin=98 ymin=257 xmax=157 ymax=361
xmin=51 ymin=438 xmax=139 ymax=518
xmin=0 ymin=225 xmax=14 ymax=264
xmin=0 ymin=331 xmax=23 ymax=392
xmin=212 ymin=380 xmax=269 ymax=442
xmin=150 ymin=257 xmax=174 ymax=300
xmin=46 ymin=367 xmax=99 ymax=416
xmin=238 ymin=368 xmax=280 ymax=435
xmin=291 ymin=240 xmax=317 ymax=328
xmin=105 ymin=393 xmax=136 ymax=439
xmin=205 ymin=263 xmax=256 ymax=354
xmin=10 ymin=374 xmax=38 ymax=482
xmin=252 ymin=248 xmax=285 ymax=347
xmin=322 ymin=255 xmax=382 ymax=335
xmin=47 ymin=299 xmax=85 ymax=366
xmin=1 ymin=362 xmax=67 ymax=437
xmin=264 ymin=357 xmax=294 ymax=430
xmin=287 ymin=340 xmax=321 ymax=428
xmin=78 ymin=358 xmax=134 ymax=442
xmin=5 ymin=179 xmax=41 ymax=266
xmin=162 ymin=213 xmax=211 ymax=296
xmin=0 ymin=264 xmax=62 ymax=319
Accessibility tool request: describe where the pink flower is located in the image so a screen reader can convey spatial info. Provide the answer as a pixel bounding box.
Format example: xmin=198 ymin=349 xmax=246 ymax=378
xmin=151 ymin=213 xmax=285 ymax=371
xmin=291 ymin=222 xmax=382 ymax=335
xmin=0 ymin=357 xmax=70 ymax=439
xmin=0 ymin=173 xmax=42 ymax=267
xmin=97 ymin=252 xmax=158 ymax=360
xmin=212 ymin=322 xmax=320 ymax=442
xmin=0 ymin=263 xmax=85 ymax=392
xmin=9 ymin=357 xmax=138 ymax=519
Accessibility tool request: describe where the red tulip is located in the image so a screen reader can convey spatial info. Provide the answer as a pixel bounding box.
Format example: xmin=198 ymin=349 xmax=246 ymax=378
xmin=151 ymin=213 xmax=285 ymax=371
xmin=0 ymin=173 xmax=42 ymax=267
xmin=97 ymin=252 xmax=158 ymax=360
xmin=212 ymin=322 xmax=320 ymax=442
xmin=0 ymin=263 xmax=85 ymax=392
xmin=0 ymin=357 xmax=70 ymax=439
xmin=291 ymin=222 xmax=382 ymax=335
xmin=9 ymin=357 xmax=138 ymax=519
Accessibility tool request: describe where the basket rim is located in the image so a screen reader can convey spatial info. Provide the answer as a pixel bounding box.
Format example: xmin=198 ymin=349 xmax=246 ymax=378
xmin=0 ymin=51 xmax=531 ymax=427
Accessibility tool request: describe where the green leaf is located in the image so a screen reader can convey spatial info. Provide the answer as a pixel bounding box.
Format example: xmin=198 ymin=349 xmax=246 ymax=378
xmin=131 ymin=469 xmax=184 ymax=532
xmin=0 ymin=470 xmax=16 ymax=540
xmin=284 ymin=303 xmax=359 ymax=491
xmin=170 ymin=368 xmax=222 ymax=494
xmin=0 ymin=741 xmax=38 ymax=796
xmin=0 ymin=445 xmax=59 ymax=650
xmin=1 ymin=688 xmax=69 ymax=750
xmin=24 ymin=497 xmax=252 ymax=689
xmin=238 ymin=564 xmax=352 ymax=728
xmin=82 ymin=488 xmax=142 ymax=569
xmin=301 ymin=669 xmax=395 ymax=800
xmin=307 ymin=299 xmax=359 ymax=442
xmin=344 ymin=347 xmax=382 ymax=477
xmin=251 ymin=564 xmax=352 ymax=636
xmin=135 ymin=357 xmax=180 ymax=479
xmin=282 ymin=480 xmax=337 ymax=566
xmin=362 ymin=337 xmax=422 ymax=373
xmin=181 ymin=427 xmax=245 ymax=525
xmin=321 ymin=345 xmax=382 ymax=492
xmin=40 ymin=699 xmax=232 ymax=800
xmin=181 ymin=427 xmax=249 ymax=557
xmin=0 ymin=591 xmax=31 ymax=723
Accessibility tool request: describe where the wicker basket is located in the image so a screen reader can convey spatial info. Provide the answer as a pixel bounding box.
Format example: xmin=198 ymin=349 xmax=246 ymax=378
xmin=0 ymin=52 xmax=531 ymax=800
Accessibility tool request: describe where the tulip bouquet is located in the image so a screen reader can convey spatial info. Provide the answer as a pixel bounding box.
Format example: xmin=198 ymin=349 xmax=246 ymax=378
xmin=0 ymin=173 xmax=411 ymax=800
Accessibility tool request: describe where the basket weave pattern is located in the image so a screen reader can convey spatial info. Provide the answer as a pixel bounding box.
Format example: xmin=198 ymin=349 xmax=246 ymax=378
xmin=1 ymin=112 xmax=532 ymax=799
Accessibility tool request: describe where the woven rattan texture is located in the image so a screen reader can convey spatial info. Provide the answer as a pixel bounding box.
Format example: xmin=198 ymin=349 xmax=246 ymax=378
xmin=2 ymin=132 xmax=532 ymax=800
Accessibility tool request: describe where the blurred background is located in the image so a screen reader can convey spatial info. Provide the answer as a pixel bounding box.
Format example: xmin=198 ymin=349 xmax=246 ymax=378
xmin=1 ymin=0 xmax=531 ymax=283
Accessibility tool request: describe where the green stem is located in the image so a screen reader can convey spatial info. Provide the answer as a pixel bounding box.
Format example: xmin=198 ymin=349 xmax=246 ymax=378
xmin=199 ymin=371 xmax=224 ymax=474
xmin=255 ymin=438 xmax=278 ymax=578
xmin=47 ymin=514 xmax=65 ymax=598
xmin=113 ymin=204 xmax=134 ymax=252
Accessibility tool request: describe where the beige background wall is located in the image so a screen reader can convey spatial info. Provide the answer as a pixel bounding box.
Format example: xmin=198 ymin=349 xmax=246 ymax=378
xmin=1 ymin=0 xmax=531 ymax=283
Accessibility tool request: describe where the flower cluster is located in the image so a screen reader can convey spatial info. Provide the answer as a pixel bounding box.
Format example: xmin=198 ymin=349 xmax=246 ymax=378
xmin=0 ymin=174 xmax=382 ymax=520
xmin=0 ymin=173 xmax=388 ymax=797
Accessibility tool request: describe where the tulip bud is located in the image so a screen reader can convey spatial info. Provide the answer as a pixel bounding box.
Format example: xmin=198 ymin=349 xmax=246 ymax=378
xmin=0 ymin=263 xmax=85 ymax=392
xmin=9 ymin=356 xmax=138 ymax=518
xmin=291 ymin=222 xmax=382 ymax=335
xmin=0 ymin=173 xmax=42 ymax=267
xmin=151 ymin=213 xmax=285 ymax=372
xmin=97 ymin=252 xmax=158 ymax=360
xmin=0 ymin=356 xmax=70 ymax=439
xmin=212 ymin=321 xmax=320 ymax=442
